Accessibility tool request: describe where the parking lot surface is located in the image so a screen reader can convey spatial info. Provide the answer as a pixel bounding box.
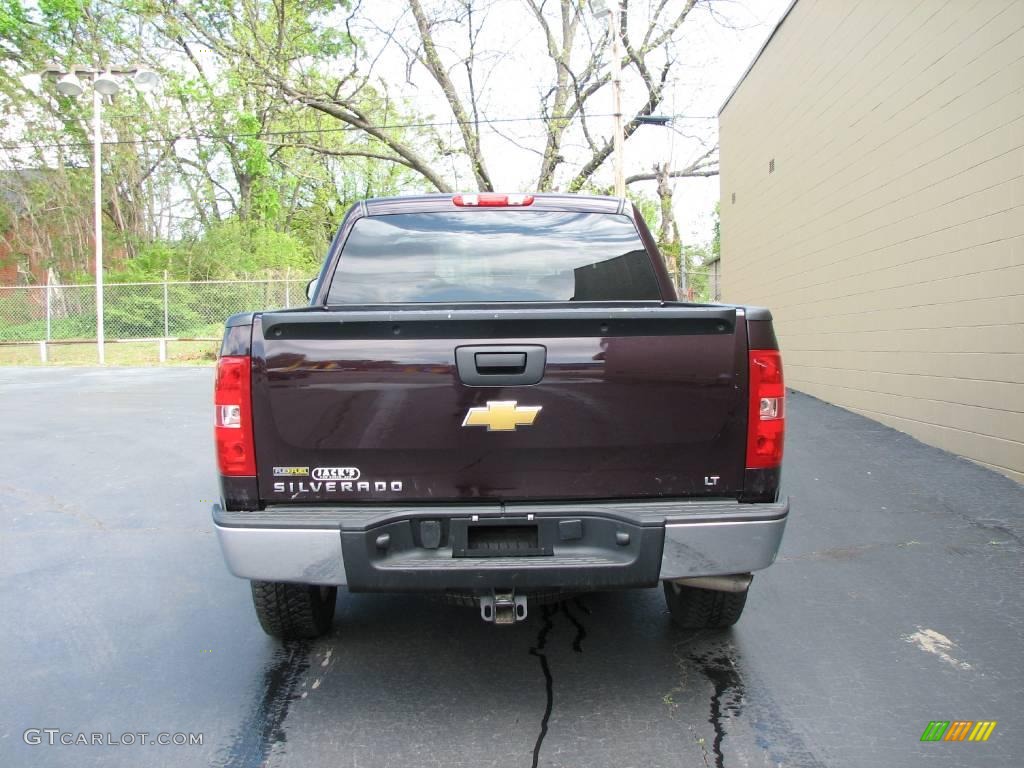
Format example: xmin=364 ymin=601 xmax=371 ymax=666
xmin=1 ymin=368 xmax=1021 ymax=767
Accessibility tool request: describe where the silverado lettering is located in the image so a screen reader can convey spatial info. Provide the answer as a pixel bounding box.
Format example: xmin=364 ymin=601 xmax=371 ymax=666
xmin=272 ymin=481 xmax=403 ymax=493
xmin=211 ymin=192 xmax=790 ymax=639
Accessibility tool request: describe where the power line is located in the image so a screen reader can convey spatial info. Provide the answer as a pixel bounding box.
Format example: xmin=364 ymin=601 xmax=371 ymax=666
xmin=0 ymin=111 xmax=717 ymax=152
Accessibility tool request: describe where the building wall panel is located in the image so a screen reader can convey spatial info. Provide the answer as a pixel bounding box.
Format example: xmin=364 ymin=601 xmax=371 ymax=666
xmin=720 ymin=0 xmax=1024 ymax=481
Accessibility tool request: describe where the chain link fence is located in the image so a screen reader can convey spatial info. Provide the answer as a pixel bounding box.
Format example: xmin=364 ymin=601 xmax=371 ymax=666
xmin=672 ymin=269 xmax=721 ymax=304
xmin=1 ymin=272 xmax=721 ymax=363
xmin=0 ymin=278 xmax=309 ymax=363
xmin=0 ymin=279 xmax=309 ymax=343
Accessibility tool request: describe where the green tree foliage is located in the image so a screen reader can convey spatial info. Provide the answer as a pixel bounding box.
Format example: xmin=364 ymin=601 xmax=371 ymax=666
xmin=1 ymin=1 xmax=720 ymax=286
xmin=112 ymin=221 xmax=317 ymax=282
xmin=712 ymin=201 xmax=720 ymax=259
xmin=0 ymin=0 xmax=417 ymax=282
xmin=627 ymin=189 xmax=717 ymax=303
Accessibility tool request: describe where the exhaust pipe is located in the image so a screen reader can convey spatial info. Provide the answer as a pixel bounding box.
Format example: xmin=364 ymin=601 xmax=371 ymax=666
xmin=670 ymin=574 xmax=753 ymax=593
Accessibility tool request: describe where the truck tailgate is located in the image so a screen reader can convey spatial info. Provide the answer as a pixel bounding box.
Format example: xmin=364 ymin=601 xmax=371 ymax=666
xmin=250 ymin=305 xmax=748 ymax=503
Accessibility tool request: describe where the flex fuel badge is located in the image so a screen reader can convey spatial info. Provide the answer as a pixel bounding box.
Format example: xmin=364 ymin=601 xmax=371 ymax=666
xmin=273 ymin=466 xmax=309 ymax=477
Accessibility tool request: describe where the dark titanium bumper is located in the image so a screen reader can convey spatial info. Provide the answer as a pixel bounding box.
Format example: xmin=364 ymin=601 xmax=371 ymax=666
xmin=212 ymin=498 xmax=789 ymax=590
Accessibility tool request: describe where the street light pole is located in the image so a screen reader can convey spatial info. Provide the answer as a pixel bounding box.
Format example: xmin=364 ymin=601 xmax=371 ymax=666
xmin=92 ymin=87 xmax=105 ymax=364
xmin=47 ymin=65 xmax=159 ymax=365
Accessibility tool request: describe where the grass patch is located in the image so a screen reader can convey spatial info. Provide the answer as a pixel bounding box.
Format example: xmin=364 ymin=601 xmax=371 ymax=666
xmin=0 ymin=340 xmax=219 ymax=366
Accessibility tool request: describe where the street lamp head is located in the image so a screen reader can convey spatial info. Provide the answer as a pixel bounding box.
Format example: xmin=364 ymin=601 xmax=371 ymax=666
xmin=55 ymin=72 xmax=84 ymax=98
xmin=93 ymin=71 xmax=122 ymax=96
xmin=133 ymin=69 xmax=160 ymax=92
xmin=591 ymin=0 xmax=611 ymax=19
xmin=637 ymin=115 xmax=672 ymax=127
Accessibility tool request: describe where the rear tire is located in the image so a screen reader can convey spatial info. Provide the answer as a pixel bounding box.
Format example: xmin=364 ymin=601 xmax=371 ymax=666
xmin=662 ymin=580 xmax=748 ymax=629
xmin=250 ymin=581 xmax=337 ymax=640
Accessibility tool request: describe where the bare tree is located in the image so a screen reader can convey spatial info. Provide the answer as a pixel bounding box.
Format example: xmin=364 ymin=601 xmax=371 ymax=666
xmin=408 ymin=0 xmax=494 ymax=191
xmin=166 ymin=0 xmax=719 ymax=195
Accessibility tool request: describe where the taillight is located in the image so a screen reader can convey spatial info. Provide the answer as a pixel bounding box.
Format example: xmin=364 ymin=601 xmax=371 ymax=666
xmin=746 ymin=349 xmax=785 ymax=469
xmin=214 ymin=355 xmax=256 ymax=476
xmin=452 ymin=193 xmax=534 ymax=207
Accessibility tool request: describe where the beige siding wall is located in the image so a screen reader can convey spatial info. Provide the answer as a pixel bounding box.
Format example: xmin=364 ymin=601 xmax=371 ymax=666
xmin=719 ymin=0 xmax=1024 ymax=483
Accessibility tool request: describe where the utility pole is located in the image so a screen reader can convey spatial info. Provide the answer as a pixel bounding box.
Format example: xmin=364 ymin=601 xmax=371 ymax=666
xmin=592 ymin=0 xmax=625 ymax=198
xmin=610 ymin=2 xmax=625 ymax=198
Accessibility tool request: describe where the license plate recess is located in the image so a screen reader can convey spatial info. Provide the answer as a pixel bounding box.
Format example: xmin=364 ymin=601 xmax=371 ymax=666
xmin=451 ymin=517 xmax=551 ymax=557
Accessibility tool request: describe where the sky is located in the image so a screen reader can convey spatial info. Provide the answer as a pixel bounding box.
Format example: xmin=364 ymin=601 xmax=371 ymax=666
xmin=6 ymin=0 xmax=792 ymax=248
xmin=354 ymin=0 xmax=793 ymax=247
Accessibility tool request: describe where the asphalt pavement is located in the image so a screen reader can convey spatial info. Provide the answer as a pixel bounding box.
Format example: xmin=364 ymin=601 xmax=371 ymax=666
xmin=1 ymin=367 xmax=1021 ymax=768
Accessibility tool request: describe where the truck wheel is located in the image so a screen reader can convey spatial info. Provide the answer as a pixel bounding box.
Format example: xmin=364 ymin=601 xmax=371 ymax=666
xmin=250 ymin=581 xmax=337 ymax=640
xmin=662 ymin=581 xmax=748 ymax=629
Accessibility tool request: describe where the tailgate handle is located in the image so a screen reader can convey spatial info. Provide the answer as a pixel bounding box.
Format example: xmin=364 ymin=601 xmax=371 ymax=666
xmin=456 ymin=345 xmax=546 ymax=387
xmin=475 ymin=352 xmax=527 ymax=374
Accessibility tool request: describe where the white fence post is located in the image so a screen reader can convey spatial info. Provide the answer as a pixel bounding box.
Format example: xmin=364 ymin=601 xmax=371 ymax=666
xmin=163 ymin=270 xmax=170 ymax=338
xmin=158 ymin=338 xmax=167 ymax=363
xmin=285 ymin=266 xmax=291 ymax=308
xmin=39 ymin=341 xmax=47 ymax=363
xmin=45 ymin=281 xmax=52 ymax=341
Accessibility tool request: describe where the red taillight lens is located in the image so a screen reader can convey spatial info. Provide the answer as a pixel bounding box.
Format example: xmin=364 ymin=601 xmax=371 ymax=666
xmin=452 ymin=193 xmax=534 ymax=207
xmin=214 ymin=355 xmax=256 ymax=476
xmin=746 ymin=349 xmax=785 ymax=469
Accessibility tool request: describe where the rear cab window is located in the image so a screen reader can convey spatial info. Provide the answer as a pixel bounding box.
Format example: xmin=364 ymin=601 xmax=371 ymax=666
xmin=326 ymin=210 xmax=661 ymax=304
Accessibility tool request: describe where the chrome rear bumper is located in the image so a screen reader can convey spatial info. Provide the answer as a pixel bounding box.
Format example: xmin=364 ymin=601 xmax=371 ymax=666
xmin=213 ymin=498 xmax=788 ymax=588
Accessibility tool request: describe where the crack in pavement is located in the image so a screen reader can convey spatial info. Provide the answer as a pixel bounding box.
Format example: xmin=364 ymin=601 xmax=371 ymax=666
xmin=561 ymin=602 xmax=586 ymax=653
xmin=216 ymin=641 xmax=310 ymax=768
xmin=527 ymin=600 xmax=589 ymax=767
xmin=1 ymin=483 xmax=107 ymax=530
xmin=528 ymin=605 xmax=555 ymax=768
xmin=572 ymin=596 xmax=591 ymax=616
xmin=689 ymin=643 xmax=828 ymax=768
xmin=691 ymin=653 xmax=745 ymax=768
xmin=661 ymin=638 xmax=707 ymax=765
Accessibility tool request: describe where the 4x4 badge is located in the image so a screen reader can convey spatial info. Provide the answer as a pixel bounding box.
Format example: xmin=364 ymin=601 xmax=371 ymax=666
xmin=462 ymin=401 xmax=542 ymax=432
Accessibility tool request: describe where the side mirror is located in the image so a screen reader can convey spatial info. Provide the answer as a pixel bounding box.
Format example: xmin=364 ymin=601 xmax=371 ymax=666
xmin=305 ymin=278 xmax=317 ymax=302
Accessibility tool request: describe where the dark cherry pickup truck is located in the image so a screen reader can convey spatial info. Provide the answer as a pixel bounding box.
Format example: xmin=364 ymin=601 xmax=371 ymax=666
xmin=212 ymin=192 xmax=788 ymax=639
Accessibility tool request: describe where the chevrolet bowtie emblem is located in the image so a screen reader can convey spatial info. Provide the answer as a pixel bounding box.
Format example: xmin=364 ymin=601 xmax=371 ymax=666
xmin=462 ymin=401 xmax=542 ymax=432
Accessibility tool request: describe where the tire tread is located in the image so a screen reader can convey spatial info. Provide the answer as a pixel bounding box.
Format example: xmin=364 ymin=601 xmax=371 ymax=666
xmin=662 ymin=580 xmax=748 ymax=629
xmin=250 ymin=581 xmax=337 ymax=640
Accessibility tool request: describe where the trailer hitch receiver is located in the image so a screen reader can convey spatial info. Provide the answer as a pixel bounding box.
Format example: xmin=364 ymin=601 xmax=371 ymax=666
xmin=480 ymin=591 xmax=528 ymax=624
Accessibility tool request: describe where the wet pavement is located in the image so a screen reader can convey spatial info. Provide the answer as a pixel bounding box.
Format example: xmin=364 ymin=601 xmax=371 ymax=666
xmin=1 ymin=367 xmax=1021 ymax=767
